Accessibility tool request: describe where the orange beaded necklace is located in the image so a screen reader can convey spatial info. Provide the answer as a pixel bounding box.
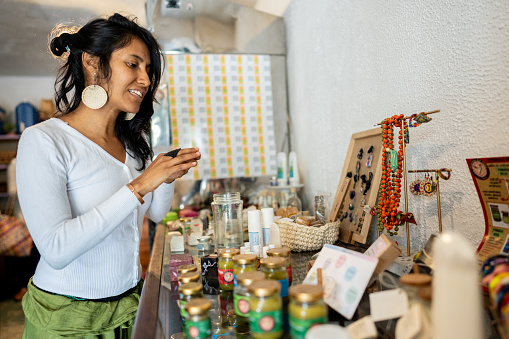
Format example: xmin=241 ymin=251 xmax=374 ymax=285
xmin=377 ymin=114 xmax=406 ymax=235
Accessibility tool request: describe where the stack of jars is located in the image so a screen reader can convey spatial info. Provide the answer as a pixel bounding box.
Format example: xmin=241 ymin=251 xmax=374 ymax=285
xmin=178 ymin=247 xmax=328 ymax=338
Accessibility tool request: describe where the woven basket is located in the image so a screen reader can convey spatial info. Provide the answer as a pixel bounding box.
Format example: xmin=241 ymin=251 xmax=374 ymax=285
xmin=275 ymin=219 xmax=340 ymax=252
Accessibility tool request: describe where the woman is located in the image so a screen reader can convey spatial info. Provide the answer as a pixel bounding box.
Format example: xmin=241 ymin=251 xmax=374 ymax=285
xmin=16 ymin=13 xmax=199 ymax=338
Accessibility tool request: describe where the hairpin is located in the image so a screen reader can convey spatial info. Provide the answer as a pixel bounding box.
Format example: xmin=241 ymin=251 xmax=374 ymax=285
xmin=357 ymin=148 xmax=364 ymax=160
xmin=366 ymin=146 xmax=374 ymax=168
xmin=65 ymin=46 xmax=71 ymax=53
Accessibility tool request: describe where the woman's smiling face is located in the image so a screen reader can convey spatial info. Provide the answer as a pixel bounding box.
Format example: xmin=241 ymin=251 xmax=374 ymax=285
xmin=102 ymin=36 xmax=151 ymax=115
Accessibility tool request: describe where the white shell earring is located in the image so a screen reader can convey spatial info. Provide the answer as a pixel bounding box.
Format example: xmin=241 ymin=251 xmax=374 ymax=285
xmin=124 ymin=113 xmax=136 ymax=120
xmin=82 ymin=73 xmax=107 ymax=109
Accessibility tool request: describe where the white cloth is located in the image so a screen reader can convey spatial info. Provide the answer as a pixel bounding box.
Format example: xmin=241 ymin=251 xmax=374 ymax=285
xmin=16 ymin=118 xmax=173 ymax=299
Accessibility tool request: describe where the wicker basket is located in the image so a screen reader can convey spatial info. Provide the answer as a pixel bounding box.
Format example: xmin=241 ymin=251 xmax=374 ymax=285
xmin=275 ymin=219 xmax=340 ymax=252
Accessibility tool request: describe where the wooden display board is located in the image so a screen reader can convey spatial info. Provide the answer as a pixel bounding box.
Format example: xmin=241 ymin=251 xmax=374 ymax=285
xmin=329 ymin=128 xmax=384 ymax=244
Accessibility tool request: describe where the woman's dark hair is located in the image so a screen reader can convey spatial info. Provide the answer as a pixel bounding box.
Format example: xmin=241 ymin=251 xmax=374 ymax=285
xmin=49 ymin=13 xmax=164 ymax=170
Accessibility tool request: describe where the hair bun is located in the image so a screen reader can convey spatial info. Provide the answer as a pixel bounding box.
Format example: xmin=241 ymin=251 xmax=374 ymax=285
xmin=50 ymin=32 xmax=73 ymax=57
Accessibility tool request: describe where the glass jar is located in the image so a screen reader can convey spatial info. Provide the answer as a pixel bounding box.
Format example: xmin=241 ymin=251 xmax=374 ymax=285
xmin=267 ymin=247 xmax=292 ymax=286
xmin=289 ymin=284 xmax=328 ymax=339
xmin=184 ymin=298 xmax=212 ymax=339
xmin=219 ymin=289 xmax=234 ymax=318
xmin=179 ymin=282 xmax=203 ymax=319
xmin=399 ymin=271 xmax=432 ymax=307
xmin=211 ymin=192 xmax=243 ymax=249
xmin=217 ymin=248 xmax=240 ymax=290
xmin=179 ymin=271 xmax=201 ymax=286
xmin=197 ymin=235 xmax=212 ymax=251
xmin=234 ymin=271 xmax=266 ymax=318
xmin=260 ymin=257 xmax=289 ymax=299
xmin=248 ymin=280 xmax=283 ymax=339
xmin=233 ymin=254 xmax=258 ymax=286
xmin=178 ymin=264 xmax=197 ymax=276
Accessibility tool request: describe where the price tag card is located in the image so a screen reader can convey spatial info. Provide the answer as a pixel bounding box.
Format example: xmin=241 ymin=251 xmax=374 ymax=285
xmin=346 ymin=315 xmax=378 ymax=339
xmin=369 ymin=288 xmax=408 ymax=322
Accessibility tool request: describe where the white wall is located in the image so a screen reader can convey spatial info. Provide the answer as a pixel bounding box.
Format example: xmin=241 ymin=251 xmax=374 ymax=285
xmin=0 ymin=76 xmax=56 ymax=124
xmin=284 ymin=0 xmax=509 ymax=250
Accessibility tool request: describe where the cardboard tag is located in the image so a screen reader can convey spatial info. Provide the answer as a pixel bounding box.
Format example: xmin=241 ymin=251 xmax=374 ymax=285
xmin=395 ymin=303 xmax=432 ymax=339
xmin=346 ymin=315 xmax=378 ymax=339
xmin=369 ymin=288 xmax=408 ymax=322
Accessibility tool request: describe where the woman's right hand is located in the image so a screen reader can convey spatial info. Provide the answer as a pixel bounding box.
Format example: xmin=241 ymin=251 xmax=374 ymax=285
xmin=130 ymin=147 xmax=201 ymax=197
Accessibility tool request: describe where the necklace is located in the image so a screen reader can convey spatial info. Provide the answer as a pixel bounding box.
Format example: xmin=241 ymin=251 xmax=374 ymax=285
xmin=377 ymin=114 xmax=405 ymax=236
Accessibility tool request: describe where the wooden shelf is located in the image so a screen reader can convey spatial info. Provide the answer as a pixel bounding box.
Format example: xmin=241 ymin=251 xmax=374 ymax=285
xmin=0 ymin=134 xmax=20 ymax=141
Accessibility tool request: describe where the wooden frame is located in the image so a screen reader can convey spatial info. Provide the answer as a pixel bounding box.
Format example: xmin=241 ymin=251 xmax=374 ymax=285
xmin=329 ymin=128 xmax=384 ymax=244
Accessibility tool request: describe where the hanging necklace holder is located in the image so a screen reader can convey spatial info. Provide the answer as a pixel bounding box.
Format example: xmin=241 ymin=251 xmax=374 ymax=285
xmin=375 ymin=109 xmax=441 ymax=255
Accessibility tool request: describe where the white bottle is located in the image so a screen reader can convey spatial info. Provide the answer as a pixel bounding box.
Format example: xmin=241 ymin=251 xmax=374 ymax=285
xmin=288 ymin=151 xmax=300 ymax=186
xmin=276 ymin=152 xmax=288 ymax=186
xmin=248 ymin=210 xmax=262 ymax=253
xmin=261 ymin=208 xmax=274 ymax=247
xmin=432 ymin=232 xmax=483 ymax=339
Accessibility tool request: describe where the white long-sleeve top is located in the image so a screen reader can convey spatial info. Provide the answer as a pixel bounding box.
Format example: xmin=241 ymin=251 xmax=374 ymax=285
xmin=16 ymin=118 xmax=173 ymax=299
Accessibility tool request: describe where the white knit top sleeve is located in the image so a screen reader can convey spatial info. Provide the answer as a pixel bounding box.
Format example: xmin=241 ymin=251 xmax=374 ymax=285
xmin=16 ymin=118 xmax=173 ymax=298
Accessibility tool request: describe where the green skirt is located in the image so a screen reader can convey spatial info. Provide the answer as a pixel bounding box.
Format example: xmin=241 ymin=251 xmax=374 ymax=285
xmin=22 ymin=278 xmax=143 ymax=339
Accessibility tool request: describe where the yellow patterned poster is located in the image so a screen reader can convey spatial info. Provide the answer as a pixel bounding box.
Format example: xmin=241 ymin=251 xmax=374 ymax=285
xmin=167 ymin=54 xmax=277 ymax=180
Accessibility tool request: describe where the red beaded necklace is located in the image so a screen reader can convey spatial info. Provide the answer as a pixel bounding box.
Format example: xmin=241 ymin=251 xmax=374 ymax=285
xmin=377 ymin=114 xmax=405 ymax=235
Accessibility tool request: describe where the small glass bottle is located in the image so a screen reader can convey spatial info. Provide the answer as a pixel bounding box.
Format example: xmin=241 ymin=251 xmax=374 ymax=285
xmin=180 ymin=217 xmax=193 ymax=243
xmin=179 ymin=282 xmax=204 ymax=320
xmin=233 ymin=254 xmax=258 ymax=286
xmin=260 ymin=257 xmax=289 ymax=300
xmin=267 ymin=247 xmax=292 ymax=286
xmin=234 ymin=271 xmax=266 ymax=319
xmin=248 ymin=280 xmax=283 ymax=339
xmin=287 ymin=188 xmax=302 ymax=211
xmin=217 ymin=248 xmax=240 ymax=291
xmin=289 ymin=284 xmax=328 ymax=339
xmin=179 ymin=271 xmax=201 ymax=286
xmin=279 ymin=192 xmax=288 ymax=209
xmin=184 ymin=298 xmax=213 ymax=339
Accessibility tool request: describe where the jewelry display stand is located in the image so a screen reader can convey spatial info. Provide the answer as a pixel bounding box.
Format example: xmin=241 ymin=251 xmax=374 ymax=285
xmin=375 ymin=110 xmax=441 ymax=255
xmin=329 ymin=128 xmax=384 ymax=244
xmin=407 ymin=168 xmax=452 ymax=233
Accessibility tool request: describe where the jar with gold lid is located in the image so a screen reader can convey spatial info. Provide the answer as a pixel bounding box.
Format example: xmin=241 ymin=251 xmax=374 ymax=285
xmin=184 ymin=298 xmax=212 ymax=339
xmin=233 ymin=254 xmax=258 ymax=286
xmin=217 ymin=248 xmax=240 ymax=290
xmin=289 ymin=284 xmax=328 ymax=339
xmin=178 ymin=264 xmax=197 ymax=276
xmin=267 ymin=247 xmax=292 ymax=286
xmin=179 ymin=282 xmax=203 ymax=320
xmin=179 ymin=271 xmax=201 ymax=286
xmin=234 ymin=271 xmax=266 ymax=319
xmin=260 ymin=257 xmax=289 ymax=299
xmin=248 ymin=280 xmax=283 ymax=339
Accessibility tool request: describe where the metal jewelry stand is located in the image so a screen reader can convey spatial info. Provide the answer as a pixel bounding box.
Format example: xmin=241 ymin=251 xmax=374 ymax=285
xmin=407 ymin=168 xmax=452 ymax=234
xmin=376 ymin=109 xmax=441 ymax=255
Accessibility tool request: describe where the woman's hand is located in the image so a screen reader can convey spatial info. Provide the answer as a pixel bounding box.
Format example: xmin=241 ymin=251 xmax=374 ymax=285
xmin=130 ymin=147 xmax=201 ymax=196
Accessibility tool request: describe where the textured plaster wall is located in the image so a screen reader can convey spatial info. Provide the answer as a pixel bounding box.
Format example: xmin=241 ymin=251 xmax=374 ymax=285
xmin=284 ymin=0 xmax=509 ymax=250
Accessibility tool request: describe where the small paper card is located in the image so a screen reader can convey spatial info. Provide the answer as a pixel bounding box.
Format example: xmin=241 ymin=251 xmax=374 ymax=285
xmin=303 ymin=244 xmax=379 ymax=319
xmin=369 ymin=288 xmax=409 ymax=322
xmin=346 ymin=315 xmax=378 ymax=339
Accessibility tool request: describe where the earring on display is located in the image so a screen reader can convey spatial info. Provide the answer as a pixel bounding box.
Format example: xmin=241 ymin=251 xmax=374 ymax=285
xmin=82 ymin=73 xmax=107 ymax=110
xmin=409 ymin=173 xmax=422 ymax=196
xmin=422 ymin=173 xmax=435 ymax=197
xmin=366 ymin=146 xmax=374 ymax=168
